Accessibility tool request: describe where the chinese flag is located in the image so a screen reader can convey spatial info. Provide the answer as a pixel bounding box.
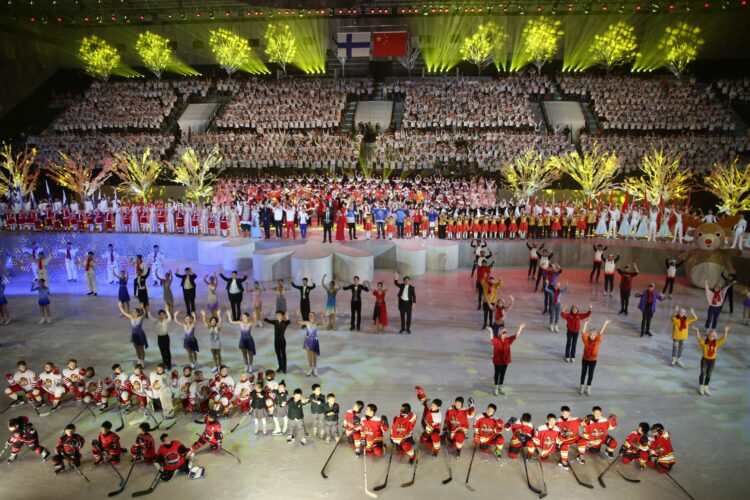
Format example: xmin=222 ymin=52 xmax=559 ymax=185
xmin=373 ymin=31 xmax=407 ymax=57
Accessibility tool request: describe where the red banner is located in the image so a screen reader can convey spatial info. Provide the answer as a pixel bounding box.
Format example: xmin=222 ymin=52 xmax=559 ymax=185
xmin=622 ymin=192 xmax=629 ymax=211
xmin=373 ymin=31 xmax=408 ymax=57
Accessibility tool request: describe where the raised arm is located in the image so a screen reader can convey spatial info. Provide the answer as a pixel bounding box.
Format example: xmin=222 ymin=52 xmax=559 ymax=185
xmin=689 ymin=307 xmax=697 ymax=319
xmin=515 ymin=323 xmax=526 ymax=338
xmin=219 ymin=273 xmax=230 ymax=282
xmin=599 ymin=319 xmax=611 ymax=336
xmin=200 ymin=310 xmax=209 ymax=328
xmin=173 ymin=311 xmax=184 ymax=326
xmin=486 ymin=326 xmax=494 ymax=340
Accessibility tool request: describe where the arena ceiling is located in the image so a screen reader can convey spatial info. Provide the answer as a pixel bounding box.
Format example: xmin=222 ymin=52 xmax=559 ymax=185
xmin=2 ymin=0 xmax=748 ymax=25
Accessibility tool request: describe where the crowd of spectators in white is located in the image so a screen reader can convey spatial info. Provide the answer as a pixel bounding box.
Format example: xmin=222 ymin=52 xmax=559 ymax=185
xmin=385 ymin=75 xmax=552 ymax=130
xmin=52 ymin=81 xmax=177 ymax=132
xmin=373 ymin=130 xmax=574 ymax=171
xmin=581 ymin=132 xmax=749 ymax=173
xmin=214 ymin=77 xmax=373 ymax=131
xmin=26 ymin=74 xmax=747 ymax=176
xmin=183 ymin=130 xmax=362 ymax=170
xmin=715 ymin=78 xmax=750 ymax=102
xmin=558 ymin=75 xmax=737 ymax=132
xmin=26 ymin=133 xmax=173 ymax=165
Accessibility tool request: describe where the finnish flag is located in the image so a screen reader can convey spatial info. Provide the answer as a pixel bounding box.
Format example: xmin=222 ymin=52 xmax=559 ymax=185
xmin=337 ymin=32 xmax=371 ymax=59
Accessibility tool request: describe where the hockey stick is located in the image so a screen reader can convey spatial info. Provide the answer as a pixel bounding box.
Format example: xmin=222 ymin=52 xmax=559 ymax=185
xmin=321 ymin=435 xmax=344 ymax=479
xmin=0 ymin=402 xmax=15 ymax=415
xmin=0 ymin=442 xmax=9 ymax=459
xmin=362 ymin=441 xmax=378 ymax=498
xmin=464 ymin=444 xmax=478 ymax=492
xmin=65 ymin=407 xmax=88 ymax=429
xmin=616 ymin=469 xmax=641 ymax=483
xmin=229 ymin=410 xmax=251 ymax=433
xmin=144 ymin=402 xmax=162 ymax=429
xmin=666 ymin=472 xmax=696 ymax=500
xmin=373 ymin=445 xmax=394 ymax=491
xmin=521 ymin=449 xmax=544 ymax=497
xmin=219 ymin=448 xmax=241 ymax=464
xmin=161 ymin=418 xmax=178 ymax=431
xmin=63 ymin=455 xmax=92 ymax=484
xmin=102 ymin=451 xmax=126 ymax=487
xmin=596 ymin=455 xmax=622 ymax=488
xmin=108 ymin=461 xmax=137 ymax=496
xmin=131 ymin=469 xmax=161 ymax=497
xmin=115 ymin=404 xmax=126 ymax=433
xmin=82 ymin=400 xmax=98 ymax=418
xmin=441 ymin=435 xmax=452 ymax=485
xmin=535 ymin=454 xmax=549 ymax=497
xmin=400 ymin=448 xmax=420 ymax=488
xmin=568 ymin=460 xmax=594 ymax=489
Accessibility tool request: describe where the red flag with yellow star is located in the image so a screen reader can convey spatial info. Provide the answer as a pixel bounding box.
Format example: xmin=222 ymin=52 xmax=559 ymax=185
xmin=373 ymin=31 xmax=407 ymax=57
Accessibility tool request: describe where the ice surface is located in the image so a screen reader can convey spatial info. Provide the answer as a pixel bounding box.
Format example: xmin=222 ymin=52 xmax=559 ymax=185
xmin=0 ymin=244 xmax=747 ymax=500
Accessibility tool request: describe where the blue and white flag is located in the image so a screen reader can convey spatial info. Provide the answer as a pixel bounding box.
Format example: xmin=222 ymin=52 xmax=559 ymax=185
xmin=337 ymin=32 xmax=371 ymax=58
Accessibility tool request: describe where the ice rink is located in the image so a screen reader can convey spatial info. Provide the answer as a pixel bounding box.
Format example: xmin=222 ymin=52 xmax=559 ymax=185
xmin=0 ymin=240 xmax=747 ymax=500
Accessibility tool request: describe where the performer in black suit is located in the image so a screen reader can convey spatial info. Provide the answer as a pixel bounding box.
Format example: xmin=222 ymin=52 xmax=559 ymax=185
xmin=393 ymin=273 xmax=416 ymax=334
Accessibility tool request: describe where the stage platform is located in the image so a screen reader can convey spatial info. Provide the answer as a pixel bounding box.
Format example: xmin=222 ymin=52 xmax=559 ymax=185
xmin=1 ymin=232 xmax=748 ymax=285
xmin=353 ymin=100 xmax=394 ymax=130
xmin=543 ymin=101 xmax=586 ymax=141
xmin=177 ymin=102 xmax=221 ymax=134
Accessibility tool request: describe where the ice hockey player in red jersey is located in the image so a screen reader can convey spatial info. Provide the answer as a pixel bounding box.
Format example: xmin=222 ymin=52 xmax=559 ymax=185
xmin=390 ymin=403 xmax=417 ymax=466
xmin=344 ymin=400 xmax=364 ymax=455
xmin=361 ymin=403 xmax=389 ymax=456
xmin=505 ymin=412 xmax=535 ymax=459
xmin=445 ymin=396 xmax=475 ymax=458
xmin=620 ymin=422 xmax=651 ymax=470
xmin=52 ymin=423 xmax=85 ymax=474
xmin=6 ymin=416 xmax=50 ymax=463
xmin=533 ymin=414 xmax=561 ymax=460
xmin=156 ymin=433 xmax=204 ymax=481
xmin=556 ymin=405 xmax=586 ymax=469
xmin=415 ymin=386 xmax=443 ymax=458
xmin=191 ymin=411 xmax=223 ymax=453
xmin=648 ymin=423 xmax=675 ymax=473
xmin=581 ymin=406 xmax=618 ymax=461
xmin=473 ymin=403 xmax=504 ymax=459
xmin=130 ymin=422 xmax=156 ymax=463
xmin=92 ymin=420 xmax=123 ymax=465
xmin=4 ymin=360 xmax=40 ymax=408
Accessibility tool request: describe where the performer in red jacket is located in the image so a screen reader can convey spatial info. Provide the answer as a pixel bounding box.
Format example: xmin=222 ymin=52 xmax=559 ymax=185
xmin=444 ymin=396 xmax=475 ymax=457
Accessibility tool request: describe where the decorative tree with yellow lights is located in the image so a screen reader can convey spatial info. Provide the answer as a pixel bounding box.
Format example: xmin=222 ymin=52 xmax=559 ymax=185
xmin=460 ymin=22 xmax=508 ymax=75
xmin=658 ymin=22 xmax=704 ymax=79
xmin=209 ymin=28 xmax=252 ymax=77
xmin=547 ymin=144 xmax=621 ymax=200
xmin=264 ymin=24 xmax=298 ymax=76
xmin=78 ymin=35 xmax=121 ymax=81
xmin=499 ymin=149 xmax=561 ymax=200
xmin=112 ymin=149 xmax=163 ymax=202
xmin=590 ymin=22 xmax=639 ymax=74
xmin=702 ymin=159 xmax=750 ymax=215
xmin=168 ymin=147 xmax=224 ymax=202
xmin=46 ymin=153 xmax=114 ymax=201
xmin=135 ymin=31 xmax=173 ymax=79
xmin=621 ymin=148 xmax=694 ymax=205
xmin=0 ymin=143 xmax=39 ymax=200
xmin=521 ymin=17 xmax=564 ymax=74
